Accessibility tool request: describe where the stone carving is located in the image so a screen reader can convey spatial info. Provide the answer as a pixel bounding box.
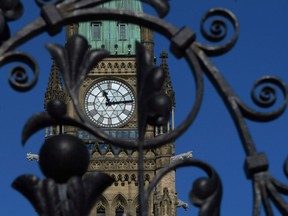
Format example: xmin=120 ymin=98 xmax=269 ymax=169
xmin=177 ymin=199 xmax=189 ymax=211
xmin=170 ymin=151 xmax=193 ymax=164
xmin=82 ymin=77 xmax=92 ymax=87
xmin=26 ymin=152 xmax=39 ymax=162
xmin=89 ymin=159 xmax=155 ymax=171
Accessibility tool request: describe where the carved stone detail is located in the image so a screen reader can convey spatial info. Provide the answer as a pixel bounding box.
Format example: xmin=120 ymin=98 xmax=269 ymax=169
xmin=170 ymin=151 xmax=193 ymax=164
xmin=26 ymin=152 xmax=39 ymax=162
xmin=89 ymin=58 xmax=137 ymax=75
xmin=82 ymin=77 xmax=93 ymax=88
xmin=145 ymin=150 xmax=155 ymax=158
xmin=88 ymin=159 xmax=156 ymax=172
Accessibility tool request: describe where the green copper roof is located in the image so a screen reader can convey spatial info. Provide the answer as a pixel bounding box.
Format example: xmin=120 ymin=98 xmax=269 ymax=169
xmin=78 ymin=0 xmax=142 ymax=55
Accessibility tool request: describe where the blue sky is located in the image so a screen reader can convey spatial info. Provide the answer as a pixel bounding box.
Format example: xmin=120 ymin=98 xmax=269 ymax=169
xmin=1 ymin=1 xmax=288 ymax=215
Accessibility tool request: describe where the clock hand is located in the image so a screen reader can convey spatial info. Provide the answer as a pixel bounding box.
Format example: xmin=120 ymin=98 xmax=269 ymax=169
xmin=102 ymin=91 xmax=111 ymax=103
xmin=108 ymin=100 xmax=133 ymax=105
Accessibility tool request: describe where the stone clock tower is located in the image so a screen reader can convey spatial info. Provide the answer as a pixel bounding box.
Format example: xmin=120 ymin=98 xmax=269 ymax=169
xmin=45 ymin=0 xmax=177 ymax=215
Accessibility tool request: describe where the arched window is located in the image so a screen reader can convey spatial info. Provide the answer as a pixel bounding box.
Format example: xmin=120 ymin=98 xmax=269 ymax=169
xmin=91 ymin=22 xmax=102 ymax=40
xmin=97 ymin=205 xmax=105 ymax=216
xmin=114 ymin=63 xmax=119 ymax=68
xmin=115 ymin=205 xmax=124 ymax=216
xmin=100 ymin=62 xmax=106 ymax=68
xmin=127 ymin=62 xmax=132 ymax=68
xmin=120 ymin=62 xmax=126 ymax=69
xmin=131 ymin=174 xmax=136 ymax=182
xmin=145 ymin=174 xmax=150 ymax=182
xmin=119 ymin=23 xmax=127 ymax=41
xmin=112 ymin=194 xmax=128 ymax=216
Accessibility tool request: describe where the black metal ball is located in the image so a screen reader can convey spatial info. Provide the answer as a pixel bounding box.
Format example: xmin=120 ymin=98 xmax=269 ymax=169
xmin=47 ymin=99 xmax=67 ymax=118
xmin=39 ymin=134 xmax=89 ymax=183
xmin=189 ymin=177 xmax=214 ymax=201
xmin=147 ymin=93 xmax=172 ymax=126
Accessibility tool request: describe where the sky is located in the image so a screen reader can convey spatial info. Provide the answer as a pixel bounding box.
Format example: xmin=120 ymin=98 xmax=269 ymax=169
xmin=1 ymin=0 xmax=288 ymax=216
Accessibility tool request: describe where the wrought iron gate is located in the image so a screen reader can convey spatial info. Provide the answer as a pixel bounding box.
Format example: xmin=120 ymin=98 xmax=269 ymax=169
xmin=0 ymin=0 xmax=288 ymax=215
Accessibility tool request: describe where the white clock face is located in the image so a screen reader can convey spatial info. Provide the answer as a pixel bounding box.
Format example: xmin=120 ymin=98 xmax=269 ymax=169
xmin=84 ymin=80 xmax=136 ymax=127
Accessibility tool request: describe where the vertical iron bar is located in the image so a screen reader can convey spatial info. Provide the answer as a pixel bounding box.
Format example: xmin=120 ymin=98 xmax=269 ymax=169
xmin=138 ymin=135 xmax=146 ymax=216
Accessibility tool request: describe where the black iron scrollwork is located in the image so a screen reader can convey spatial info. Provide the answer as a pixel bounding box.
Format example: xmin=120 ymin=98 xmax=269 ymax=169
xmin=0 ymin=51 xmax=38 ymax=91
xmin=198 ymin=8 xmax=239 ymax=56
xmin=240 ymin=76 xmax=288 ymax=122
xmin=0 ymin=0 xmax=287 ymax=215
xmin=141 ymin=0 xmax=169 ymax=17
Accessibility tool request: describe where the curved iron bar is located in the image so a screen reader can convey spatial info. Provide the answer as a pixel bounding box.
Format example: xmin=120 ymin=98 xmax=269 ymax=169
xmin=198 ymin=8 xmax=239 ymax=56
xmin=144 ymin=159 xmax=222 ymax=216
xmin=0 ymin=51 xmax=38 ymax=91
xmin=12 ymin=4 xmax=204 ymax=151
xmin=238 ymin=76 xmax=288 ymax=122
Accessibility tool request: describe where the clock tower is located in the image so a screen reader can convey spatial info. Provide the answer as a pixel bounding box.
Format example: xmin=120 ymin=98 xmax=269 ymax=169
xmin=45 ymin=0 xmax=177 ymax=215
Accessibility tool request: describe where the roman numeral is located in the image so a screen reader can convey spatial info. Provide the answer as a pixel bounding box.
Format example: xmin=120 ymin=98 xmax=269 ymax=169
xmin=98 ymin=116 xmax=104 ymax=123
xmin=123 ymin=92 xmax=129 ymax=97
xmin=89 ymin=109 xmax=97 ymax=116
xmin=117 ymin=116 xmax=122 ymax=122
xmin=123 ymin=109 xmax=130 ymax=115
xmin=107 ymin=82 xmax=112 ymax=89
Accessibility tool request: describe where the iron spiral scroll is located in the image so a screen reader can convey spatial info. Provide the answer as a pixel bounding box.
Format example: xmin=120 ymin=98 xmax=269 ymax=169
xmin=0 ymin=0 xmax=286 ymax=215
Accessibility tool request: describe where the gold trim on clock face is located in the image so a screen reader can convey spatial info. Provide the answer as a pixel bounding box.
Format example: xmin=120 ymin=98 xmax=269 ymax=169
xmin=84 ymin=79 xmax=136 ymax=127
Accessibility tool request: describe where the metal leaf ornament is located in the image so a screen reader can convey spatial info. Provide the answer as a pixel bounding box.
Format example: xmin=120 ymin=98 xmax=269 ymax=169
xmin=46 ymin=34 xmax=109 ymax=113
xmin=12 ymin=172 xmax=114 ymax=216
xmin=136 ymin=41 xmax=172 ymax=136
xmin=18 ymin=101 xmax=114 ymax=216
xmin=0 ymin=0 xmax=23 ymax=43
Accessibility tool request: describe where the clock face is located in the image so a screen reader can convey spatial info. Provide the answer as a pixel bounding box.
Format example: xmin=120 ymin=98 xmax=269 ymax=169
xmin=84 ymin=79 xmax=136 ymax=127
